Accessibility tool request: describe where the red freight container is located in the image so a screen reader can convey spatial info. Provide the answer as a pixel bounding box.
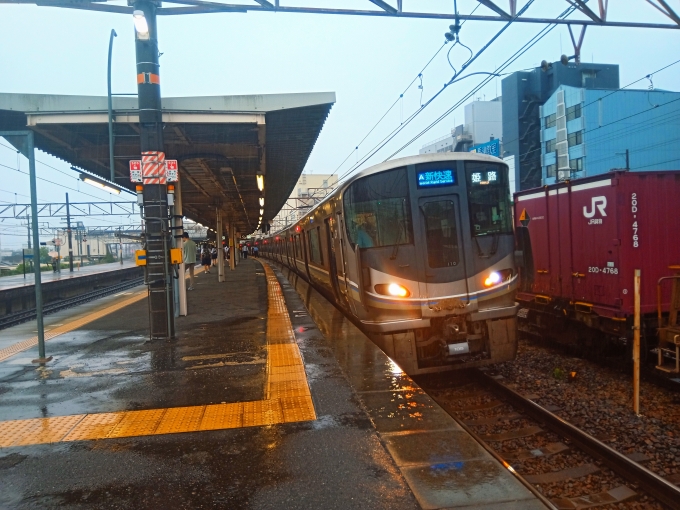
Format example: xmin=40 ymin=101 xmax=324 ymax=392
xmin=514 ymin=171 xmax=680 ymax=342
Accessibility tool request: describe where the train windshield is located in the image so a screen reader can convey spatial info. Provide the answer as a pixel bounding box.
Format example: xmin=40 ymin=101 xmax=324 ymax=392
xmin=343 ymin=167 xmax=413 ymax=249
xmin=465 ymin=162 xmax=513 ymax=237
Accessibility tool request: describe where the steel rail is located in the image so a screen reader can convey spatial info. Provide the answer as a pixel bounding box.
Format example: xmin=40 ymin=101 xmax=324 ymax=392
xmin=0 ymin=277 xmax=144 ymax=330
xmin=477 ymin=370 xmax=680 ymax=509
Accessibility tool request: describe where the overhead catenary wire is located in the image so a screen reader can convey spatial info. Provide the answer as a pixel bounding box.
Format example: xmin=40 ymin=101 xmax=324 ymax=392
xmin=335 ymin=0 xmax=560 ymax=184
xmin=328 ymin=2 xmax=483 ymax=179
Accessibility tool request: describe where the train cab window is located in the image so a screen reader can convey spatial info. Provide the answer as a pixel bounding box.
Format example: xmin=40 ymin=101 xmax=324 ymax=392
xmin=465 ymin=162 xmax=513 ymax=237
xmin=343 ymin=167 xmax=412 ymax=249
xmin=308 ymin=227 xmax=323 ymax=264
xmin=422 ymin=201 xmax=459 ymax=268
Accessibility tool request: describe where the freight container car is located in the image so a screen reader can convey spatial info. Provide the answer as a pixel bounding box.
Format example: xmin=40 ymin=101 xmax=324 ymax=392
xmin=513 ymin=170 xmax=680 ymax=351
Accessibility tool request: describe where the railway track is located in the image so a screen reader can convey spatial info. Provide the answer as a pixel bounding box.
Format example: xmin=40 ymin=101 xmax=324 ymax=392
xmin=0 ymin=277 xmax=145 ymax=330
xmin=421 ymin=369 xmax=680 ymax=509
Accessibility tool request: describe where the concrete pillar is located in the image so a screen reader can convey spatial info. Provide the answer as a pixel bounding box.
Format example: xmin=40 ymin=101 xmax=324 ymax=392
xmin=229 ymin=223 xmax=236 ymax=271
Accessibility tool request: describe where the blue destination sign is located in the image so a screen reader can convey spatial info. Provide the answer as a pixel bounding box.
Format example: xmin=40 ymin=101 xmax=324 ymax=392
xmin=469 ymin=139 xmax=500 ymax=157
xmin=417 ymin=169 xmax=457 ymax=188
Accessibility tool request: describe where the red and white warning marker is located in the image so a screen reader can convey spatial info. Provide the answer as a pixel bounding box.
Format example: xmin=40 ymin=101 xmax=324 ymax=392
xmin=129 ymin=157 xmax=178 ymax=183
xmin=166 ymin=160 xmax=178 ymax=182
xmin=129 ymin=160 xmax=142 ymax=183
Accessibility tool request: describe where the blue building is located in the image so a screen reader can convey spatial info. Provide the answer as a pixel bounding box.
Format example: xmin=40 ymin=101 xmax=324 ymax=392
xmin=540 ymin=86 xmax=680 ymax=184
xmin=501 ymin=62 xmax=619 ymax=192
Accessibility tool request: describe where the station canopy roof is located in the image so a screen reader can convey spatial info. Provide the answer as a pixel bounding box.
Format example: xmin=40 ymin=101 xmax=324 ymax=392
xmin=0 ymin=92 xmax=335 ymax=235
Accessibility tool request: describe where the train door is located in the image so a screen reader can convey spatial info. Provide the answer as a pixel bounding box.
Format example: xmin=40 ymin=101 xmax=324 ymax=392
xmin=324 ymin=217 xmax=342 ymax=300
xmin=301 ymin=229 xmax=311 ymax=278
xmin=415 ymin=196 xmax=469 ymax=305
xmin=334 ymin=212 xmax=354 ymax=311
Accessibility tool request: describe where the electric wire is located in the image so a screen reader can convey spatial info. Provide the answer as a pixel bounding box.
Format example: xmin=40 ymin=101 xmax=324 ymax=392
xmin=329 ymin=2 xmax=482 ymax=179
xmin=335 ymin=0 xmax=563 ymax=184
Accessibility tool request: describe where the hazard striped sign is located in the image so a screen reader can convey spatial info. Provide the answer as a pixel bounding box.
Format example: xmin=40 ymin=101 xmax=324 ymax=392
xmin=142 ymin=152 xmax=166 ymax=185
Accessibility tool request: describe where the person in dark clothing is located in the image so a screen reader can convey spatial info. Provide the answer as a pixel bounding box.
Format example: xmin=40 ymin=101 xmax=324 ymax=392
xmin=201 ymin=248 xmax=212 ymax=273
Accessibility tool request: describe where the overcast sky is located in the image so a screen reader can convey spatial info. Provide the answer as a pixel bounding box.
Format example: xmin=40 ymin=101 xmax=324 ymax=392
xmin=1 ymin=0 xmax=679 ymax=249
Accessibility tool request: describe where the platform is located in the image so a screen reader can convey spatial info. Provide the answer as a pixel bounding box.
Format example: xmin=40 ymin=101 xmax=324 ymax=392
xmin=0 ymin=260 xmax=138 ymax=291
xmin=0 ymin=258 xmax=544 ymax=509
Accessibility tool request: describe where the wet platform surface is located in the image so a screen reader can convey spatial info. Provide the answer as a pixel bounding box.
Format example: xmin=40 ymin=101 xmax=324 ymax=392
xmin=0 ymin=260 xmax=137 ymax=291
xmin=0 ymin=258 xmax=544 ymax=509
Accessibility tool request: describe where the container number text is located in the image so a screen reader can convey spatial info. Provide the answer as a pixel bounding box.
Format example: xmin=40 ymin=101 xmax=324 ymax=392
xmin=589 ymin=266 xmax=619 ymax=274
xmin=631 ymin=193 xmax=639 ymax=248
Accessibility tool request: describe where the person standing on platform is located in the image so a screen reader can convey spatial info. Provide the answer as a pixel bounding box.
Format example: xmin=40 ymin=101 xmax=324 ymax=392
xmin=241 ymin=243 xmax=248 ymax=259
xmin=201 ymin=248 xmax=212 ymax=274
xmin=182 ymin=232 xmax=197 ymax=290
xmin=252 ymin=245 xmax=259 ymax=258
xmin=211 ymin=246 xmax=218 ymax=267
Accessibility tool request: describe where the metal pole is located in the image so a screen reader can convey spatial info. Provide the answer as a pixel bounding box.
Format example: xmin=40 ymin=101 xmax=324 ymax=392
xmin=174 ymin=178 xmax=187 ymax=316
xmin=217 ymin=210 xmax=224 ymax=282
xmin=28 ymin=132 xmax=49 ymax=362
xmin=626 ymin=149 xmax=630 ymax=171
xmin=135 ymin=0 xmax=174 ymax=339
xmin=66 ymin=193 xmax=74 ymax=272
xmin=229 ymin=223 xmax=235 ymax=271
xmin=119 ymin=226 xmax=123 ymax=265
xmin=633 ymin=269 xmax=641 ymax=415
xmin=108 ymin=29 xmax=117 ymax=183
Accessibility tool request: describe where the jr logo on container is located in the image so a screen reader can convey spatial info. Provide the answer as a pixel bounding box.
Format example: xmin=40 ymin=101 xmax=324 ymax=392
xmin=583 ymin=196 xmax=607 ymax=224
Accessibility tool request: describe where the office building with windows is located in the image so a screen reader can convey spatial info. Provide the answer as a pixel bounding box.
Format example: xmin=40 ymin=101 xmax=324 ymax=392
xmin=501 ymin=62 xmax=619 ymax=192
xmin=540 ymin=85 xmax=680 ymax=183
xmin=420 ymin=98 xmax=502 ymax=155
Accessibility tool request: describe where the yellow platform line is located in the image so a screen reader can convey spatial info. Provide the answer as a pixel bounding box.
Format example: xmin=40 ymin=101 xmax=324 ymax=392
xmin=0 ymin=260 xmax=315 ymax=448
xmin=0 ymin=291 xmax=148 ymax=363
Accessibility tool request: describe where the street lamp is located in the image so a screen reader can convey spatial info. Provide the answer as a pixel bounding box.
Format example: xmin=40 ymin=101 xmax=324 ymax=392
xmin=133 ymin=10 xmax=150 ymax=40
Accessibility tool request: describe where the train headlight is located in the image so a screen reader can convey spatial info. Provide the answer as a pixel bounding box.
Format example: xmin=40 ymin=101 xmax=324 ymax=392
xmin=374 ymin=283 xmax=411 ymax=298
xmin=484 ymin=269 xmax=513 ymax=287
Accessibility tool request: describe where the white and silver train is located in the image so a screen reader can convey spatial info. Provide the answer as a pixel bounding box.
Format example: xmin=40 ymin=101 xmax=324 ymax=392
xmin=260 ymin=153 xmax=519 ymax=375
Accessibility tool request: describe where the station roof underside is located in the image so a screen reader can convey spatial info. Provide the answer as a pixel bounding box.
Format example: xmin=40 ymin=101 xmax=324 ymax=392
xmin=0 ymin=92 xmax=335 ymax=234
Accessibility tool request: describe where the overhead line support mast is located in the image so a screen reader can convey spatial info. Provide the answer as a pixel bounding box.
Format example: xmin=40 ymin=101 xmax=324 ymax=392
xmin=133 ymin=0 xmax=175 ymax=340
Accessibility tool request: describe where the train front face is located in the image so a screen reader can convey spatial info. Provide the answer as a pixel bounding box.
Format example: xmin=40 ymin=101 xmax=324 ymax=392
xmin=342 ymin=154 xmax=518 ymax=374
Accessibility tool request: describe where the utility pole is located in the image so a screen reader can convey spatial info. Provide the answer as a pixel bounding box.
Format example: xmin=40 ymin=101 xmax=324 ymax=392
xmin=66 ymin=193 xmax=74 ymax=272
xmin=626 ymin=149 xmax=630 ymax=171
xmin=134 ymin=1 xmax=174 ymax=339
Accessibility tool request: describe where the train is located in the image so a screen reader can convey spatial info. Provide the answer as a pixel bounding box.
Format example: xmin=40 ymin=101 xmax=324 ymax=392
xmin=259 ymin=153 xmax=519 ymax=375
xmin=513 ymin=170 xmax=680 ymax=368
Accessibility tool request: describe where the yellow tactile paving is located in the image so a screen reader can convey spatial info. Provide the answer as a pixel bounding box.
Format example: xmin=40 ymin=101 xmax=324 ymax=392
xmin=0 ymin=260 xmax=315 ymax=448
xmin=199 ymin=403 xmax=243 ymax=431
xmin=107 ymin=408 xmax=167 ymax=439
xmin=155 ymin=406 xmax=206 ymax=435
xmin=14 ymin=415 xmax=86 ymax=446
xmin=0 ymin=291 xmax=147 ymax=362
xmin=63 ymin=413 xmax=125 ymax=442
xmin=281 ymin=396 xmax=316 ymax=423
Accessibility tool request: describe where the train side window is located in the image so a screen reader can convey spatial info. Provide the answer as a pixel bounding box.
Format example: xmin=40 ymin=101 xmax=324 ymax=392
xmin=422 ymin=201 xmax=460 ymax=268
xmin=465 ymin=162 xmax=513 ymax=237
xmin=343 ymin=166 xmax=412 ymax=249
